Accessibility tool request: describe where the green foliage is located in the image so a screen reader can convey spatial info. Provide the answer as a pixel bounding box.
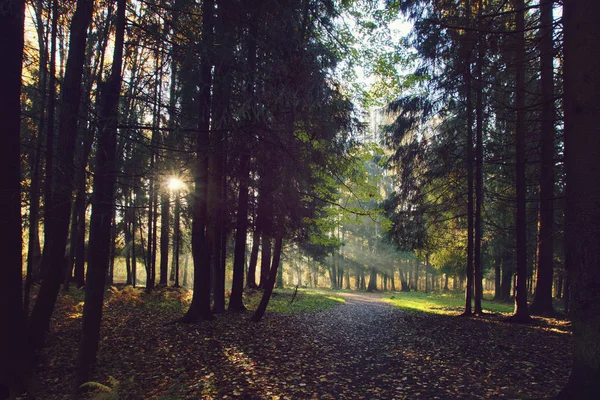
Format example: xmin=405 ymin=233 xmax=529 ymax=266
xmin=80 ymin=376 xmax=119 ymax=400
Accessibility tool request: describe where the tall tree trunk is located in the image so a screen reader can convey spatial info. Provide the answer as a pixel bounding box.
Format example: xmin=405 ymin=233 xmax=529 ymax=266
xmin=0 ymin=1 xmax=27 ymax=395
xmin=183 ymin=0 xmax=214 ymax=323
xmin=473 ymin=0 xmax=485 ymax=314
xmin=173 ymin=189 xmax=181 ymax=287
xmin=131 ymin=175 xmax=138 ymax=287
xmin=28 ymin=0 xmax=94 ymax=354
xmin=529 ymin=0 xmax=556 ymax=316
xmin=25 ymin=0 xmax=49 ymax=308
xmin=511 ymin=0 xmax=531 ymax=322
xmin=559 ymin=0 xmax=600 ymax=397
xmin=42 ymin=0 xmax=59 ymax=264
xmin=229 ymin=4 xmax=257 ymax=307
xmin=74 ymin=0 xmax=126 ymax=388
xmin=210 ymin=0 xmax=234 ymax=313
xmin=251 ymin=235 xmax=284 ymax=322
xmin=463 ymin=30 xmax=475 ymax=315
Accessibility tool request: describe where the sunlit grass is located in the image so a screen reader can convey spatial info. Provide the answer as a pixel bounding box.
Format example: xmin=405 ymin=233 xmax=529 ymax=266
xmin=383 ymin=291 xmax=515 ymax=315
xmin=243 ymin=288 xmax=345 ymax=314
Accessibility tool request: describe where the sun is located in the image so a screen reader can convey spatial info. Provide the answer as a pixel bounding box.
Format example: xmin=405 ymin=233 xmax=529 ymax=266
xmin=167 ymin=177 xmax=185 ymax=191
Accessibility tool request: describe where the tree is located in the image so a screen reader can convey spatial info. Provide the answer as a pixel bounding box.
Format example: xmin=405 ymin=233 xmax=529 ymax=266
xmin=528 ymin=0 xmax=556 ymax=316
xmin=28 ymin=0 xmax=94 ymax=353
xmin=183 ymin=0 xmax=214 ymax=323
xmin=559 ymin=0 xmax=600 ymax=397
xmin=0 ymin=1 xmax=27 ymax=396
xmin=74 ymin=0 xmax=127 ymax=389
xmin=510 ymin=0 xmax=531 ymax=323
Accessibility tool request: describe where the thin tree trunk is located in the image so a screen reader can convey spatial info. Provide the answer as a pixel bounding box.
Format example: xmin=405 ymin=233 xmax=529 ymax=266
xmin=159 ymin=191 xmax=170 ymax=286
xmin=529 ymin=0 xmax=556 ymax=316
xmin=74 ymin=0 xmax=125 ymax=388
xmin=28 ymin=0 xmax=94 ymax=354
xmin=473 ymin=0 xmax=485 ymax=314
xmin=42 ymin=0 xmax=59 ymax=264
xmin=511 ymin=0 xmax=531 ymax=322
xmin=414 ymin=257 xmax=419 ymax=292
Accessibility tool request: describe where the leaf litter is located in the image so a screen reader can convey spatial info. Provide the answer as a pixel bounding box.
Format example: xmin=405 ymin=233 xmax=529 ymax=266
xmin=33 ymin=287 xmax=571 ymax=399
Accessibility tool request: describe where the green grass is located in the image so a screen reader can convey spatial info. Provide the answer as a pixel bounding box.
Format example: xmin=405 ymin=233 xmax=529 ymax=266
xmin=383 ymin=291 xmax=514 ymax=315
xmin=243 ymin=288 xmax=345 ymax=314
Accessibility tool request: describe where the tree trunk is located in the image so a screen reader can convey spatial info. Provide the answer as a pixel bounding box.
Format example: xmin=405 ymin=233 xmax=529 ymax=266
xmin=414 ymin=258 xmax=419 ymax=292
xmin=173 ymin=190 xmax=181 ymax=287
xmin=463 ymin=10 xmax=475 ymax=315
xmin=210 ymin=0 xmax=234 ymax=313
xmin=247 ymin=229 xmax=260 ymax=288
xmin=473 ymin=0 xmax=485 ymax=314
xmin=231 ymin=6 xmax=258 ymax=304
xmin=367 ymin=267 xmax=377 ymax=292
xmin=0 ymin=1 xmax=27 ymax=395
xmin=74 ymin=0 xmax=125 ymax=389
xmin=501 ymin=248 xmax=514 ymax=302
xmin=159 ymin=191 xmax=170 ymax=286
xmin=493 ymin=245 xmax=502 ymax=300
xmin=251 ymin=235 xmax=284 ymax=322
xmin=259 ymin=234 xmax=272 ymax=289
xmin=28 ymin=0 xmax=94 ymax=354
xmin=529 ymin=0 xmax=556 ymax=316
xmin=42 ymin=0 xmax=59 ymax=265
xmin=182 ymin=0 xmax=214 ymax=323
xmin=25 ymin=0 xmax=49 ymax=311
xmin=511 ymin=0 xmax=531 ymax=322
xmin=559 ymin=0 xmax=600 ymax=397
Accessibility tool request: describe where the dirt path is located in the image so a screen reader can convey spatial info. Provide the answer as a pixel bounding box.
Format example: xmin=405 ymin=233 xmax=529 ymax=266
xmin=229 ymin=291 xmax=569 ymax=399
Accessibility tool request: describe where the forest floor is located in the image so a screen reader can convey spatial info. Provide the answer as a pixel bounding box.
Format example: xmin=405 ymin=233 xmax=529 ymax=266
xmin=32 ymin=286 xmax=571 ymax=399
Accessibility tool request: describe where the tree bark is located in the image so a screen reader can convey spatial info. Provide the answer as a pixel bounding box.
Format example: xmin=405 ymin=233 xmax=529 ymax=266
xmin=247 ymin=229 xmax=260 ymax=288
xmin=558 ymin=0 xmax=600 ymax=397
xmin=511 ymin=0 xmax=531 ymax=322
xmin=230 ymin=154 xmax=250 ymax=310
xmin=183 ymin=0 xmax=214 ymax=323
xmin=463 ymin=34 xmax=475 ymax=315
xmin=0 ymin=1 xmax=27 ymax=395
xmin=74 ymin=0 xmax=126 ymax=388
xmin=529 ymin=0 xmax=556 ymax=316
xmin=42 ymin=0 xmax=59 ymax=264
xmin=473 ymin=0 xmax=485 ymax=314
xmin=28 ymin=0 xmax=94 ymax=353
xmin=159 ymin=191 xmax=170 ymax=286
xmin=251 ymin=235 xmax=284 ymax=322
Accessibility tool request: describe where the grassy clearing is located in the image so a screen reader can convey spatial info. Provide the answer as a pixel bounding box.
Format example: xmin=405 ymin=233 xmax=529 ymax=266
xmin=383 ymin=291 xmax=514 ymax=315
xmin=71 ymin=285 xmax=346 ymax=316
xmin=243 ymin=288 xmax=345 ymax=314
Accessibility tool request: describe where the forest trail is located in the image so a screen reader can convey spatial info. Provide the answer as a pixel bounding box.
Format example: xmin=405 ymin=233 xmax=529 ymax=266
xmin=37 ymin=289 xmax=570 ymax=399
